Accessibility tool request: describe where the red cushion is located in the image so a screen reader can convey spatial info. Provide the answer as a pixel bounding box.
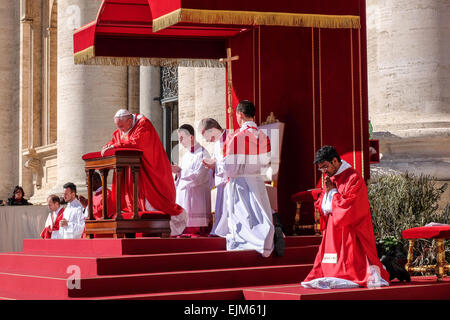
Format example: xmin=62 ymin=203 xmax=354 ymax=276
xmin=402 ymin=226 xmax=450 ymax=239
xmin=291 ymin=188 xmax=322 ymax=203
xmin=82 ymin=148 xmax=143 ymax=160
xmin=120 ymin=211 xmax=170 ymax=220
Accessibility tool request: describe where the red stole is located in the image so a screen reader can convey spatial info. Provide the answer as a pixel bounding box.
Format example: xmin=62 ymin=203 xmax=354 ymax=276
xmin=40 ymin=207 xmax=65 ymax=239
xmin=223 ymin=126 xmax=271 ymax=157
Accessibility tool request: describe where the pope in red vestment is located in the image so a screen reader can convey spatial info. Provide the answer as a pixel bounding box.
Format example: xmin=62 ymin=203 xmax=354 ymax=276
xmin=302 ymin=146 xmax=390 ymax=289
xmin=102 ymin=109 xmax=183 ymax=216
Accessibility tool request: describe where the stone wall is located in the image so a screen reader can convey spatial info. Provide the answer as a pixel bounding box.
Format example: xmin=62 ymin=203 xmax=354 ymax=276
xmin=178 ymin=67 xmax=226 ymax=158
xmin=367 ymin=0 xmax=450 ymax=207
xmin=55 ymin=0 xmax=128 ymax=198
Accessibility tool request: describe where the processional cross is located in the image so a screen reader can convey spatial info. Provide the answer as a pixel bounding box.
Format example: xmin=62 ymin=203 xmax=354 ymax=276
xmin=220 ymin=48 xmax=239 ymax=130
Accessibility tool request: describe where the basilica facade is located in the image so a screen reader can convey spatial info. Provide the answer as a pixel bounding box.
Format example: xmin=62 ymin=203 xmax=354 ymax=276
xmin=0 ymin=0 xmax=448 ymax=205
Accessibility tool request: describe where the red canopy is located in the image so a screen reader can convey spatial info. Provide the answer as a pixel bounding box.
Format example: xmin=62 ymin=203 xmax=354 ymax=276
xmin=73 ymin=0 xmax=248 ymax=66
xmin=74 ymin=0 xmax=361 ymax=66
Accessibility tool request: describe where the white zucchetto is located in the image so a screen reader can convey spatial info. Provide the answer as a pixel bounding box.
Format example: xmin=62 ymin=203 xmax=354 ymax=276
xmin=114 ymin=109 xmax=131 ymax=118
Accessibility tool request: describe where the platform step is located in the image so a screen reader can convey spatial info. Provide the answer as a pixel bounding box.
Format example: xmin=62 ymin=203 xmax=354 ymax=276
xmin=242 ymin=277 xmax=450 ymax=300
xmin=21 ymin=238 xmax=227 ymax=257
xmin=0 ymin=245 xmax=318 ymax=277
xmin=20 ymin=236 xmax=321 ymax=257
xmin=95 ymin=245 xmax=318 ymax=276
xmin=0 ymin=264 xmax=313 ymax=299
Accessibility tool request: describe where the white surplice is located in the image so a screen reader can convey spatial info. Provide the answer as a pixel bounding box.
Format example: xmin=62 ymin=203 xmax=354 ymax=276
xmin=210 ymin=129 xmax=229 ymax=236
xmin=51 ymin=198 xmax=85 ymax=239
xmin=217 ymin=121 xmax=274 ymax=257
xmin=175 ymin=143 xmax=212 ymax=230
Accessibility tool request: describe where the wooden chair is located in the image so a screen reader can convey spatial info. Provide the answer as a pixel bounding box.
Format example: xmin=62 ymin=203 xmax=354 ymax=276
xmin=290 ymin=189 xmax=322 ymax=235
xmin=402 ymin=225 xmax=450 ymax=281
xmin=82 ymin=148 xmax=171 ymax=238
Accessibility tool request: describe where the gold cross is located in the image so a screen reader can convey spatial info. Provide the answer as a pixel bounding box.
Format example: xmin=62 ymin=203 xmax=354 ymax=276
xmin=220 ymin=48 xmax=239 ymax=130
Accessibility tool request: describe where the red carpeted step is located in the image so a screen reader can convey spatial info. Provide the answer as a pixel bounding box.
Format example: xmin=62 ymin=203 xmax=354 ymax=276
xmin=87 ymin=288 xmax=247 ymax=300
xmin=0 ymin=253 xmax=99 ymax=277
xmin=21 ymin=238 xmax=227 ymax=257
xmin=96 ymin=245 xmax=319 ymax=275
xmin=284 ymin=236 xmax=322 ymax=247
xmin=0 ymin=264 xmax=313 ymax=299
xmin=0 ymin=245 xmax=318 ymax=277
xmin=20 ymin=236 xmax=319 ymax=257
xmin=69 ymin=264 xmax=313 ymax=298
xmin=243 ymin=277 xmax=450 ymax=300
xmin=0 ymin=272 xmax=69 ymax=300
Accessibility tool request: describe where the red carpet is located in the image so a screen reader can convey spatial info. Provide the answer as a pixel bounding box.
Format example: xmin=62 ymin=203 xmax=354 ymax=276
xmin=243 ymin=277 xmax=450 ymax=300
xmin=0 ymin=236 xmax=448 ymax=300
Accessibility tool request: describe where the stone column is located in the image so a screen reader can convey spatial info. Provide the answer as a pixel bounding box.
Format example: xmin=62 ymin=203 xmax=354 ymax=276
xmin=56 ymin=0 xmax=127 ymax=195
xmin=0 ymin=1 xmax=20 ymax=200
xmin=178 ymin=67 xmax=226 ymax=149
xmin=139 ymin=66 xmax=163 ymax=140
xmin=127 ymin=66 xmax=140 ymax=114
xmin=367 ymin=0 xmax=450 ymax=204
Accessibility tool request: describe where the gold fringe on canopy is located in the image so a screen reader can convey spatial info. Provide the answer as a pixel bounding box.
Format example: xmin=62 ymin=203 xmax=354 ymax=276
xmin=152 ymin=8 xmax=361 ymax=32
xmin=74 ymin=46 xmax=225 ymax=67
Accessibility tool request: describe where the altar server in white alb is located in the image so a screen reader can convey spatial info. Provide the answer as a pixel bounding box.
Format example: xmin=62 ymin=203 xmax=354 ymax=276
xmin=172 ymin=124 xmax=213 ymax=236
xmin=199 ymin=118 xmax=229 ymax=236
xmin=218 ymin=100 xmax=274 ymax=257
xmin=51 ymin=182 xmax=85 ymax=239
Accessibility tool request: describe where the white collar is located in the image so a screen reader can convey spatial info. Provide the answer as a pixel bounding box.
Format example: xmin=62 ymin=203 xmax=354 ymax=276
xmin=240 ymin=121 xmax=258 ymax=132
xmin=68 ymin=198 xmax=82 ymax=208
xmin=95 ymin=186 xmax=102 ymax=193
xmin=334 ymin=160 xmax=352 ymax=176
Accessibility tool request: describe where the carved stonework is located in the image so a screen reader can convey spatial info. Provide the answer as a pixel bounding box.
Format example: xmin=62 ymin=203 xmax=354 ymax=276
xmin=24 ymin=152 xmax=43 ymax=190
xmin=160 ymin=66 xmax=178 ymax=103
xmin=23 ymin=143 xmax=57 ymax=204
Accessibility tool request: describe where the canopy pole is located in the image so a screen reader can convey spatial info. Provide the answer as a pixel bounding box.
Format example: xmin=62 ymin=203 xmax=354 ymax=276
xmin=220 ymin=48 xmax=239 ymax=130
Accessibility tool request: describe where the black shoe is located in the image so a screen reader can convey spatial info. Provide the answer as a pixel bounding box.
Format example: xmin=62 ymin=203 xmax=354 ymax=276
xmin=272 ymin=213 xmax=286 ymax=257
xmin=274 ymin=226 xmax=285 ymax=256
xmin=381 ymin=255 xmax=411 ymax=283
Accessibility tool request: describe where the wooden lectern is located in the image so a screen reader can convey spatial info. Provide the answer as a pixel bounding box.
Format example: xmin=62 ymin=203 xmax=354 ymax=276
xmin=82 ymin=148 xmax=171 ymax=238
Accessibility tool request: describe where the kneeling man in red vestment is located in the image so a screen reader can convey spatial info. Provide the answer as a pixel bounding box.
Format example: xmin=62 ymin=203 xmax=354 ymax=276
xmin=301 ymin=146 xmax=390 ymax=289
xmin=101 ymin=109 xmax=183 ymax=234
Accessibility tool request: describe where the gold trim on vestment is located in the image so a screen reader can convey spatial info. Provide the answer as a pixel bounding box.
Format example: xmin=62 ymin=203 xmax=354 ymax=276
xmin=350 ymin=29 xmax=356 ymax=169
xmin=312 ymin=27 xmax=317 ymax=187
xmin=358 ymin=28 xmax=364 ymax=178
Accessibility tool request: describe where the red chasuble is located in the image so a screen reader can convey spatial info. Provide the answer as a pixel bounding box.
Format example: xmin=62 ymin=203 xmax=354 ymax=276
xmin=40 ymin=208 xmax=65 ymax=239
xmin=223 ymin=124 xmax=271 ymax=157
xmin=303 ymin=167 xmax=390 ymax=287
xmin=105 ymin=115 xmax=183 ymax=216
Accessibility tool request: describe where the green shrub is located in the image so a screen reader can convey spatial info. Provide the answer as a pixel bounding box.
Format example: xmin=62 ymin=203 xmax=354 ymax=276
xmin=368 ymin=172 xmax=449 ymax=272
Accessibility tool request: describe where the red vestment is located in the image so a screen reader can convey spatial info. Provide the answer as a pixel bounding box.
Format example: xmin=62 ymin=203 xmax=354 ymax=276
xmin=93 ymin=188 xmax=116 ymax=219
xmin=303 ymin=166 xmax=390 ymax=287
xmin=40 ymin=208 xmax=65 ymax=239
xmin=105 ymin=114 xmax=183 ymax=216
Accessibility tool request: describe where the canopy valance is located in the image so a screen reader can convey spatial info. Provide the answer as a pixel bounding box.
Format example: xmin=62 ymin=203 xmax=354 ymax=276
xmin=149 ymin=0 xmax=361 ymax=32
